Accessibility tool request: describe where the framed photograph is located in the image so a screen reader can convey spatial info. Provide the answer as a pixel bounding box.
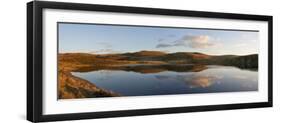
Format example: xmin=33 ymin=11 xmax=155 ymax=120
xmin=27 ymin=1 xmax=273 ymax=122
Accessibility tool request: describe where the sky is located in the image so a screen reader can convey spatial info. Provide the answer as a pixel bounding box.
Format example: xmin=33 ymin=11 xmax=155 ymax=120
xmin=58 ymin=23 xmax=259 ymax=55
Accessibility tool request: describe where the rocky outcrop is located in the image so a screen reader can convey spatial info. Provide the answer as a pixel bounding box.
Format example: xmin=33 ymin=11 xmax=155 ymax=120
xmin=58 ymin=71 xmax=119 ymax=99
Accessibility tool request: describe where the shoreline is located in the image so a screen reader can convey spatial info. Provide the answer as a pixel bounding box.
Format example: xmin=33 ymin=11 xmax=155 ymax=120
xmin=58 ymin=70 xmax=120 ymax=99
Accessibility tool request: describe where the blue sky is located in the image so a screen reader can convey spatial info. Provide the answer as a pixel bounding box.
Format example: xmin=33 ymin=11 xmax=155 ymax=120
xmin=58 ymin=23 xmax=259 ymax=55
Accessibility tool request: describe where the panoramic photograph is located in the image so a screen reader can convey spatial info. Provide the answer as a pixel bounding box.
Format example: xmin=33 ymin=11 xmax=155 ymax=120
xmin=58 ymin=22 xmax=259 ymax=99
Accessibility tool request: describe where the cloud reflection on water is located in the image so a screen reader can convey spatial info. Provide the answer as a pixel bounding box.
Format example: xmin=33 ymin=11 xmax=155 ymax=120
xmin=155 ymin=73 xmax=223 ymax=88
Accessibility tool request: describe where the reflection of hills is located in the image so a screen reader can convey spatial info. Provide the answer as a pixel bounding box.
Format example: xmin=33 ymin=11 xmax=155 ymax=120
xmin=121 ymin=64 xmax=207 ymax=73
xmin=75 ymin=64 xmax=208 ymax=74
xmin=71 ymin=64 xmax=207 ymax=74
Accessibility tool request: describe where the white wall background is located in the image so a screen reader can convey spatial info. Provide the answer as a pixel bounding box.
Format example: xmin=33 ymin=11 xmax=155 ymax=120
xmin=0 ymin=0 xmax=279 ymax=123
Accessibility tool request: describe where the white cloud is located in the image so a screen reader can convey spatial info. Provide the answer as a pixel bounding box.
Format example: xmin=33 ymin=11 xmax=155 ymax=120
xmin=156 ymin=34 xmax=220 ymax=49
xmin=176 ymin=35 xmax=214 ymax=48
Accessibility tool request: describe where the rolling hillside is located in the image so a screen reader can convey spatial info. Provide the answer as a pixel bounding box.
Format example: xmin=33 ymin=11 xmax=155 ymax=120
xmin=59 ymin=51 xmax=258 ymax=69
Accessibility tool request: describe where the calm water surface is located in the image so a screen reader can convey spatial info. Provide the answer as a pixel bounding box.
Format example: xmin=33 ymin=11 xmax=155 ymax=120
xmin=72 ymin=65 xmax=258 ymax=96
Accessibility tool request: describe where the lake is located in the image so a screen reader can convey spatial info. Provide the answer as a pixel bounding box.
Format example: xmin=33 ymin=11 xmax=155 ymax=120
xmin=72 ymin=65 xmax=258 ymax=96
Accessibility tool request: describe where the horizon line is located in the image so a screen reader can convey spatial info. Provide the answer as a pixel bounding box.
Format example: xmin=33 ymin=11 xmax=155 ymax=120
xmin=58 ymin=50 xmax=258 ymax=56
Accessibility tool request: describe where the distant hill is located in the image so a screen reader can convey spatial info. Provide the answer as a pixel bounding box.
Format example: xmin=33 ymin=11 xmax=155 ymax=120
xmin=219 ymin=54 xmax=258 ymax=68
xmin=59 ymin=51 xmax=258 ymax=69
xmin=124 ymin=50 xmax=167 ymax=57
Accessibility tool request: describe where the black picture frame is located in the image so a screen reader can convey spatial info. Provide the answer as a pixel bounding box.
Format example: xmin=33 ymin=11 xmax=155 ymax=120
xmin=27 ymin=1 xmax=273 ymax=122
